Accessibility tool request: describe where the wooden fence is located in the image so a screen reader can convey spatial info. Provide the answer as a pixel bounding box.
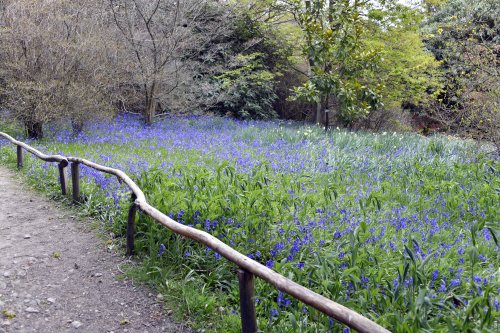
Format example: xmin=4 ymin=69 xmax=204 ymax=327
xmin=0 ymin=131 xmax=391 ymax=333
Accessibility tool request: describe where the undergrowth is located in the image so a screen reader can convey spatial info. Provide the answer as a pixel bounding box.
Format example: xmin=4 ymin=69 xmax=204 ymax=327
xmin=1 ymin=114 xmax=498 ymax=332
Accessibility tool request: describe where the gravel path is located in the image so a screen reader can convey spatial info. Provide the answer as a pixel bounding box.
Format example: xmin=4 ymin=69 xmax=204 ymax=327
xmin=0 ymin=166 xmax=190 ymax=333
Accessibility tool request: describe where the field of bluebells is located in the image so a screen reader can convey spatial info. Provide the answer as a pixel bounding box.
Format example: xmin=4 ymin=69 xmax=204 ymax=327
xmin=0 ymin=113 xmax=499 ymax=332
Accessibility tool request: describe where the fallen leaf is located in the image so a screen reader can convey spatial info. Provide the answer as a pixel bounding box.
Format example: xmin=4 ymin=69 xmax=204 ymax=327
xmin=2 ymin=310 xmax=16 ymax=319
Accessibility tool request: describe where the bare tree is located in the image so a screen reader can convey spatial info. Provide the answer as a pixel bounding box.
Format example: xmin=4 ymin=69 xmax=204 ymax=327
xmin=0 ymin=0 xmax=262 ymax=134
xmin=0 ymin=0 xmax=117 ymax=138
xmin=109 ymin=0 xmax=231 ymax=124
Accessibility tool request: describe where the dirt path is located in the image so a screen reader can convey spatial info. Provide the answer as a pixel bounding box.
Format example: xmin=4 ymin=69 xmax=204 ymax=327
xmin=0 ymin=166 xmax=190 ymax=333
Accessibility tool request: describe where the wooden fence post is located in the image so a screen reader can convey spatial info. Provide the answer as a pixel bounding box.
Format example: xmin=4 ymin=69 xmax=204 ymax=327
xmin=16 ymin=145 xmax=23 ymax=169
xmin=71 ymin=162 xmax=80 ymax=203
xmin=238 ymin=268 xmax=258 ymax=333
xmin=58 ymin=161 xmax=68 ymax=195
xmin=126 ymin=193 xmax=137 ymax=256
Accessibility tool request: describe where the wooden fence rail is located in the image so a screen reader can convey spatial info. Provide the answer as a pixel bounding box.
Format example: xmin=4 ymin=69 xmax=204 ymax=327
xmin=0 ymin=131 xmax=391 ymax=333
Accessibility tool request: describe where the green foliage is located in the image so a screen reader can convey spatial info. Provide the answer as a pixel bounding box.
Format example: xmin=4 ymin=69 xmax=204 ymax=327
xmin=0 ymin=113 xmax=500 ymax=332
xmin=284 ymin=0 xmax=441 ymax=126
xmin=362 ymin=5 xmax=441 ymax=111
xmin=1 ymin=101 xmax=498 ymax=333
xmin=216 ymin=53 xmax=278 ymax=119
xmin=109 ymin=132 xmax=499 ymax=332
xmin=422 ymin=0 xmax=500 ymax=144
xmin=25 ymin=119 xmax=486 ymax=332
xmin=288 ymin=0 xmax=384 ymax=124
xmin=198 ymin=9 xmax=293 ymax=120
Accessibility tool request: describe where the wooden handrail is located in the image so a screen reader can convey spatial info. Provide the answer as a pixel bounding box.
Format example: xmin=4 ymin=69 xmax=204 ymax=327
xmin=0 ymin=132 xmax=68 ymax=166
xmin=0 ymin=131 xmax=391 ymax=333
xmin=66 ymin=156 xmax=146 ymax=203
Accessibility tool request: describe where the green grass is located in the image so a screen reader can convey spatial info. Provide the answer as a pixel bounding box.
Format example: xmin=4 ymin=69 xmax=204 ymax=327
xmin=0 ymin=114 xmax=498 ymax=332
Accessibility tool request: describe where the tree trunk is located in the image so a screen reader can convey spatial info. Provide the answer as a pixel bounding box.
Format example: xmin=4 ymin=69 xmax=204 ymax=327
xmin=71 ymin=119 xmax=84 ymax=134
xmin=144 ymin=83 xmax=156 ymax=125
xmin=145 ymin=99 xmax=156 ymax=125
xmin=315 ymin=102 xmax=322 ymax=124
xmin=25 ymin=121 xmax=43 ymax=139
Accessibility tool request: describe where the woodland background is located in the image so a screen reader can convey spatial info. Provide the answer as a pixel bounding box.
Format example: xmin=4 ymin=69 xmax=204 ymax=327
xmin=0 ymin=0 xmax=498 ymax=147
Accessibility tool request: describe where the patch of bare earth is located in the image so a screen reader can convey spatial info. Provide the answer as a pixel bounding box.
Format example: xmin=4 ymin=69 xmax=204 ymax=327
xmin=0 ymin=166 xmax=191 ymax=333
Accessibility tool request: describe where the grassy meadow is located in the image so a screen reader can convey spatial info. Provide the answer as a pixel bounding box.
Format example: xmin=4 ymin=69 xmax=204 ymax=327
xmin=0 ymin=114 xmax=499 ymax=332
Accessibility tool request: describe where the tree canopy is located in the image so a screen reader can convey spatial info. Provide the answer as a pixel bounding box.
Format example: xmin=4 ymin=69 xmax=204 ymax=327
xmin=0 ymin=0 xmax=497 ymax=143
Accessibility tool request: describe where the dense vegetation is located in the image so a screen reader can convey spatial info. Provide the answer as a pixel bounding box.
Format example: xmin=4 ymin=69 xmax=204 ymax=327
xmin=422 ymin=0 xmax=499 ymax=144
xmin=0 ymin=0 xmax=498 ymax=331
xmin=0 ymin=0 xmax=498 ymax=146
xmin=1 ymin=114 xmax=498 ymax=332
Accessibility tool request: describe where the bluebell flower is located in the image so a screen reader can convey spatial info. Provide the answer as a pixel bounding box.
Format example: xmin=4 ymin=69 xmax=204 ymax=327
xmin=360 ymin=276 xmax=370 ymax=289
xmin=450 ymin=279 xmax=460 ymax=288
xmin=212 ymin=220 xmax=219 ymax=229
xmin=157 ymin=244 xmax=166 ymax=257
xmin=439 ymin=280 xmax=447 ymax=292
xmin=295 ymin=262 xmax=305 ymax=270
xmin=431 ymin=270 xmax=439 ymax=282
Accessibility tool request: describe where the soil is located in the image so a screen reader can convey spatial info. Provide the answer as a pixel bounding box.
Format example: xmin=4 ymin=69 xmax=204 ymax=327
xmin=0 ymin=166 xmax=191 ymax=333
